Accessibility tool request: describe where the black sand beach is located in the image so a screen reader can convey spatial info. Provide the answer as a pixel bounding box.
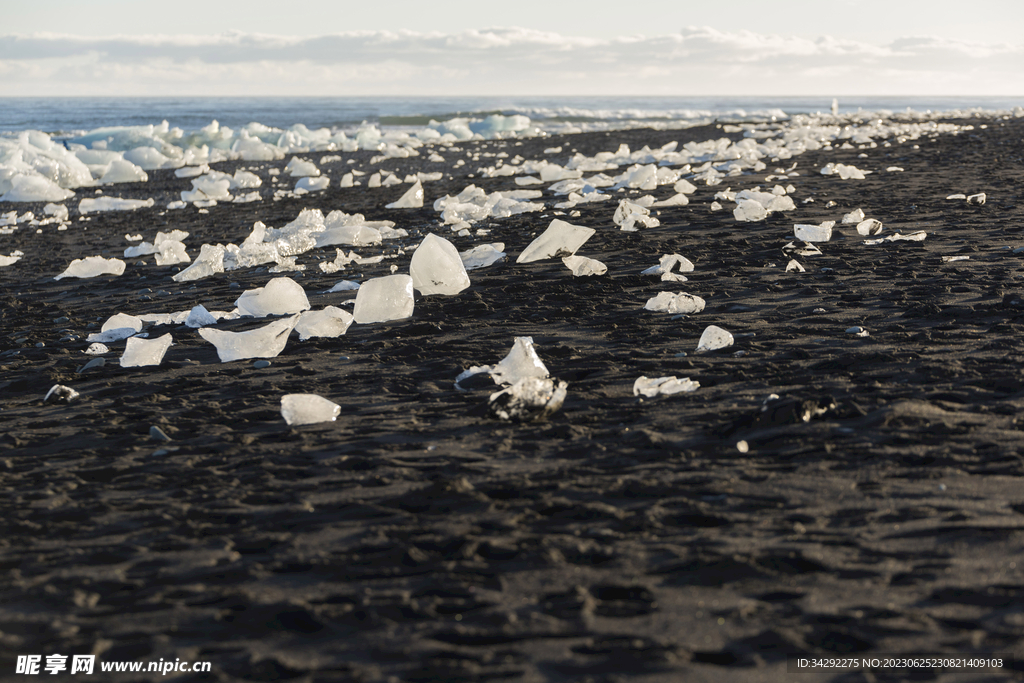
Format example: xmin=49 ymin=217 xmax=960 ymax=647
xmin=2 ymin=116 xmax=1024 ymax=682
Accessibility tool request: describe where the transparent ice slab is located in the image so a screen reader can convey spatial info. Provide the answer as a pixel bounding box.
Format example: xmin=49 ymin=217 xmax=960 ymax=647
xmin=410 ymin=233 xmax=471 ymax=295
xmin=281 ymin=394 xmax=340 ymax=426
xmin=120 ymin=333 xmax=173 ymax=368
xmin=517 ymin=219 xmax=595 ymax=263
xmin=352 ymin=275 xmax=414 ymax=324
xmin=198 ymin=315 xmax=299 ymax=362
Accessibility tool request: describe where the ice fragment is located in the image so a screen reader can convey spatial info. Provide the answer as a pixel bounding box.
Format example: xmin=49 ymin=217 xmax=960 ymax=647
xmin=562 ymin=255 xmax=607 ymax=276
xmin=644 ymin=292 xmax=705 ymax=315
xmin=185 ymin=305 xmax=218 ymax=328
xmin=385 ymin=180 xmax=424 ymax=209
xmin=198 ymin=315 xmax=299 ymax=362
xmin=352 ymin=275 xmax=414 ymax=324
xmin=410 ymin=233 xmax=471 ymax=295
xmin=44 ymin=384 xmax=79 ymax=403
xmin=794 ymin=221 xmax=834 ymax=243
xmin=517 ymin=219 xmax=595 ymax=263
xmin=856 ymin=219 xmax=884 ymax=236
xmin=488 ymin=377 xmax=567 ymax=422
xmin=633 ymin=376 xmax=700 ymax=397
xmin=967 ymin=193 xmax=986 ymax=205
xmin=120 ymin=333 xmax=173 ymax=367
xmin=281 ymin=394 xmax=341 ymax=426
xmin=696 ymin=325 xmax=734 ymax=353
xmin=55 ymin=255 xmax=126 ymax=280
xmin=235 ymin=277 xmax=311 ymax=317
xmin=294 ymin=306 xmax=354 ymax=341
xmin=460 ymin=243 xmax=506 ymax=270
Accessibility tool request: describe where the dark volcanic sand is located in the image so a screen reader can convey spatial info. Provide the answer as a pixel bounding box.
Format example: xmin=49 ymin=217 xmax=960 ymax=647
xmin=2 ymin=118 xmax=1024 ymax=682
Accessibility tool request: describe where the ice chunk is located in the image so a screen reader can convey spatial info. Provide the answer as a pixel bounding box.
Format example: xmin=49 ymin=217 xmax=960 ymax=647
xmin=44 ymin=384 xmax=79 ymax=403
xmin=562 ymin=255 xmax=607 ymax=276
xmin=785 ymin=259 xmax=806 ymax=273
xmin=315 ymin=224 xmax=382 ymax=248
xmin=864 ymin=231 xmax=927 ymax=245
xmin=967 ymin=193 xmax=986 ymax=206
xmin=172 ymin=244 xmax=225 ymax=282
xmin=460 ymin=243 xmax=506 ymax=270
xmin=55 ymin=255 xmax=126 ymax=280
xmin=281 ymin=394 xmax=341 ymax=426
xmin=856 ymin=219 xmax=884 ymax=236
xmin=942 ymin=255 xmax=970 ymax=263
xmin=294 ymin=306 xmax=354 ymax=341
xmin=185 ymin=304 xmax=218 ymax=328
xmin=410 ymin=233 xmax=471 ymax=295
xmin=235 ymin=277 xmax=310 ymax=317
xmin=633 ymin=376 xmax=700 ymax=397
xmin=79 ymin=197 xmax=155 ymax=213
xmin=285 ymin=157 xmax=320 ymax=177
xmin=946 ymin=193 xmax=967 ymax=200
xmin=488 ymin=336 xmax=549 ymax=386
xmin=198 ymin=315 xmax=299 ymax=362
xmin=0 ymin=250 xmax=23 ymax=267
xmin=326 ymin=280 xmax=360 ymax=292
xmin=175 ymin=164 xmax=210 ymax=178
xmin=488 ymin=377 xmax=567 ymax=422
xmin=614 ymin=199 xmax=659 ymax=231
xmin=85 ymin=343 xmax=109 ymax=355
xmin=794 ymin=221 xmax=834 ymax=242
xmin=733 ymin=198 xmax=768 ymax=222
xmin=385 ymin=180 xmax=424 ymax=209
xmin=652 ymin=193 xmax=689 ymax=207
xmin=296 ymin=176 xmax=329 ymax=193
xmin=644 ymin=292 xmax=705 ymax=314
xmin=120 ymin=333 xmax=172 ymax=368
xmin=696 ymin=325 xmax=734 ymax=353
xmin=0 ymin=175 xmax=75 ymax=203
xmin=99 ymin=159 xmax=148 ymax=185
xmin=43 ymin=203 xmax=69 ymax=221
xmin=85 ymin=312 xmax=144 ymax=343
xmin=352 ymin=274 xmax=414 ymax=324
xmin=673 ymin=178 xmax=698 ymax=194
xmin=642 ymin=254 xmax=694 ymax=282
xmin=517 ymin=219 xmax=595 ymax=263
xmin=842 ymin=208 xmax=865 ymax=223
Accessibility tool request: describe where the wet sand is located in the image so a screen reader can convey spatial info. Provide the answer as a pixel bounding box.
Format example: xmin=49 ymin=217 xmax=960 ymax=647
xmin=2 ymin=117 xmax=1024 ymax=682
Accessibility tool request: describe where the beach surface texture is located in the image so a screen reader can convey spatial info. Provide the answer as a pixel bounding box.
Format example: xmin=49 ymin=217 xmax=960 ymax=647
xmin=2 ymin=113 xmax=1024 ymax=681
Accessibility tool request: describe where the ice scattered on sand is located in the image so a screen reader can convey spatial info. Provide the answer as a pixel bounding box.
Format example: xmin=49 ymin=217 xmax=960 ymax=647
xmin=78 ymin=357 xmax=105 ymax=373
xmin=0 ymin=250 xmax=24 ymax=267
xmin=235 ymin=277 xmax=311 ymax=317
xmin=326 ymin=280 xmax=361 ymax=293
xmin=410 ymin=233 xmax=471 ymax=295
xmin=296 ymin=176 xmax=330 ymax=193
xmin=44 ymin=384 xmax=79 ymax=403
xmin=967 ymin=193 xmax=987 ymax=205
xmin=99 ymin=159 xmax=148 ymax=185
xmin=434 ymin=185 xmax=543 ymax=223
xmin=733 ymin=199 xmax=767 ymax=222
xmin=673 ymin=178 xmax=698 ymax=194
xmin=842 ymin=208 xmax=865 ymax=224
xmin=175 ymin=164 xmax=210 ymax=178
xmin=633 ymin=376 xmax=700 ymax=397
xmin=456 ymin=336 xmax=550 ymax=390
xmin=120 ymin=333 xmax=172 ymax=367
xmin=295 ymin=307 xmax=355 ymax=341
xmin=56 ymin=255 xmax=126 ymax=280
xmin=85 ymin=343 xmax=109 ymax=355
xmin=696 ymin=325 xmax=735 ymax=353
xmin=281 ymin=394 xmax=340 ymax=426
xmin=87 ymin=313 xmax=144 ymax=343
xmin=517 ymin=219 xmax=595 ymax=263
xmin=946 ymin=194 xmax=967 ymax=200
xmin=185 ymin=304 xmax=218 ymax=328
xmin=172 ymin=244 xmax=225 ymax=282
xmin=786 ymin=259 xmax=806 ymax=273
xmin=488 ymin=377 xmax=567 ymax=422
xmin=124 ymin=229 xmax=191 ymax=266
xmin=794 ymin=221 xmax=835 ymax=243
xmin=644 ymin=292 xmax=706 ymax=315
xmin=821 ymin=163 xmax=869 ymax=179
xmin=846 ymin=326 xmax=870 ymax=337
xmin=352 ymin=274 xmax=415 ymax=324
xmin=856 ymin=219 xmax=884 ymax=236
xmin=783 ymin=241 xmax=823 ymax=257
xmin=199 ymin=314 xmax=299 ymax=362
xmin=642 ymin=254 xmax=694 ymax=282
xmin=79 ymin=197 xmax=155 ymax=214
xmin=0 ymin=175 xmax=75 ymax=203
xmin=562 ymin=255 xmax=607 ymax=277
xmin=864 ymin=231 xmax=927 ymax=245
xmin=385 ymin=180 xmax=424 ymax=209
xmin=460 ymin=243 xmax=506 ymax=270
xmin=285 ymin=158 xmax=320 ymax=177
xmin=44 ymin=203 xmax=69 ymax=221
xmin=942 ymin=255 xmax=971 ymax=263
xmin=651 ymin=193 xmax=689 ymax=207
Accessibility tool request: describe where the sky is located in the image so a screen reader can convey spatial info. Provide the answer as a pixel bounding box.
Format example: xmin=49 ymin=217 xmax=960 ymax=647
xmin=1 ymin=0 xmax=1021 ymax=97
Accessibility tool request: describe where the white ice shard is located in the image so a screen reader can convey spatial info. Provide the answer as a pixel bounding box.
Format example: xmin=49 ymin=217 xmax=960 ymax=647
xmin=433 ymin=184 xmax=544 ymax=224
xmin=285 ymin=157 xmax=320 ymax=177
xmin=652 ymin=193 xmax=689 ymax=207
xmin=864 ymin=231 xmax=927 ymax=245
xmin=733 ymin=198 xmax=768 ymax=222
xmin=460 ymin=243 xmax=506 ymax=270
xmin=55 ymin=255 xmax=126 ymax=280
xmin=614 ymin=199 xmax=660 ymax=231
xmin=488 ymin=377 xmax=567 ymax=422
xmin=85 ymin=343 xmax=109 ymax=355
xmin=562 ymin=255 xmax=607 ymax=276
xmin=120 ymin=333 xmax=172 ymax=368
xmin=235 ymin=277 xmax=311 ymax=317
xmin=98 ymin=159 xmax=148 ymax=185
xmin=641 ymin=254 xmax=694 ymax=282
xmin=385 ymin=180 xmax=424 ymax=209
xmin=673 ymin=178 xmax=698 ymax=194
xmin=79 ymin=197 xmax=155 ymax=214
xmin=492 ymin=336 xmax=549 ymax=385
xmin=87 ymin=312 xmax=144 ymax=342
xmin=696 ymin=325 xmax=734 ymax=353
xmin=281 ymin=394 xmax=341 ymax=426
xmin=785 ymin=259 xmax=806 ymax=273
xmin=172 ymin=244 xmax=225 ymax=282
xmin=517 ymin=219 xmax=595 ymax=263
xmin=0 ymin=250 xmax=23 ymax=267
xmin=295 ymin=306 xmax=354 ymax=340
xmin=633 ymin=376 xmax=700 ymax=397
xmin=794 ymin=221 xmax=834 ymax=243
xmin=315 ymin=224 xmax=382 ymax=248
xmin=175 ymin=164 xmax=210 ymax=178
xmin=946 ymin=194 xmax=967 ymax=200
xmin=199 ymin=315 xmax=299 ymax=362
xmin=0 ymin=175 xmax=75 ymax=203
xmin=43 ymin=203 xmax=69 ymax=221
xmin=352 ymin=274 xmax=414 ymax=324
xmin=967 ymin=193 xmax=986 ymax=205
xmin=185 ymin=304 xmax=218 ymax=328
xmin=644 ymin=292 xmax=705 ymax=315
xmin=842 ymin=208 xmax=865 ymax=224
xmin=295 ymin=176 xmax=330 ymax=193
xmin=326 ymin=280 xmax=360 ymax=292
xmin=820 ymin=163 xmax=867 ymax=180
xmin=410 ymin=233 xmax=471 ymax=295
xmin=856 ymin=219 xmax=884 ymax=236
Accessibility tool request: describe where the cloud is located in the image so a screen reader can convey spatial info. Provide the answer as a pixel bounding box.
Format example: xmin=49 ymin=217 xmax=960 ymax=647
xmin=0 ymin=27 xmax=1020 ymax=96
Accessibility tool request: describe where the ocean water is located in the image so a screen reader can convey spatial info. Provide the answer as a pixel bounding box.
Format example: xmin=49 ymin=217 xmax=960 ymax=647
xmin=1 ymin=96 xmax=1020 ymax=138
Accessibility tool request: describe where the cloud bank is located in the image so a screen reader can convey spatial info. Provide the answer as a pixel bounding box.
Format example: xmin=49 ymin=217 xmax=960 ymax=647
xmin=0 ymin=26 xmax=1020 ymax=97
